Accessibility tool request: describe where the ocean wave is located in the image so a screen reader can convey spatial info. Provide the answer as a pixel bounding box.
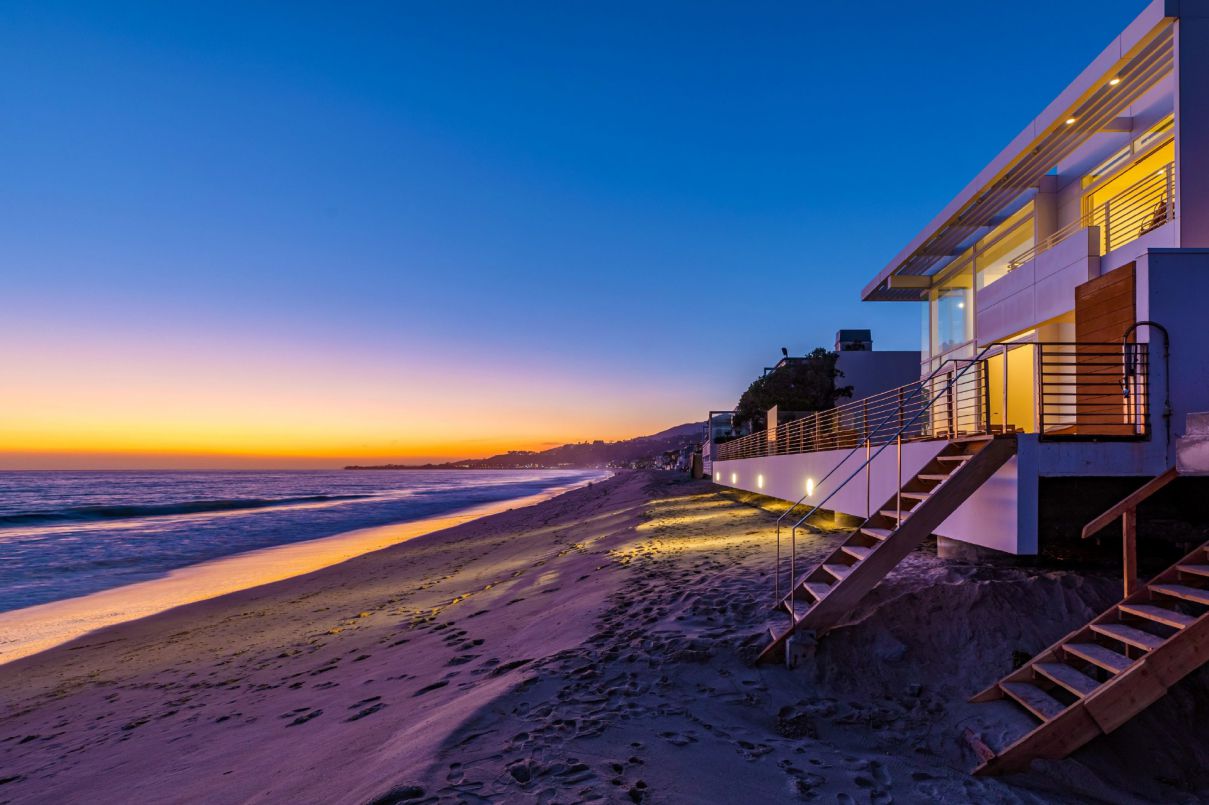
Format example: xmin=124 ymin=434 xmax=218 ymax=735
xmin=0 ymin=494 xmax=374 ymax=527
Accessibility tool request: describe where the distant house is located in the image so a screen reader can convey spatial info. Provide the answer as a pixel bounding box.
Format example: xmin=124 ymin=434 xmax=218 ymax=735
xmin=713 ymin=0 xmax=1209 ymax=558
xmin=832 ymin=330 xmax=919 ymax=403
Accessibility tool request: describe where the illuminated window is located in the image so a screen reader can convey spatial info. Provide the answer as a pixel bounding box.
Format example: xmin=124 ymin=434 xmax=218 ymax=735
xmin=975 ymin=205 xmax=1034 ymax=290
xmin=931 ymin=261 xmax=973 ymax=354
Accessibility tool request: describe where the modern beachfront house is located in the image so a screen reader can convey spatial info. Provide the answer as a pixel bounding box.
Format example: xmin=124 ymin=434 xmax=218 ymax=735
xmin=713 ymin=1 xmax=1209 ymax=772
xmin=715 ymin=0 xmax=1209 ymax=557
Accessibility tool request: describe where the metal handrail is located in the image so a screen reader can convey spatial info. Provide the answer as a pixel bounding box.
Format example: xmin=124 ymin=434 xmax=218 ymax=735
xmin=770 ymin=355 xmax=975 ymax=600
xmin=781 ymin=345 xmax=998 ymax=606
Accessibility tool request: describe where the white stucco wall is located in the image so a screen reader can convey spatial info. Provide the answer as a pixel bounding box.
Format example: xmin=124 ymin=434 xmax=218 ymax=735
xmin=712 ymin=440 xmax=1028 ymax=554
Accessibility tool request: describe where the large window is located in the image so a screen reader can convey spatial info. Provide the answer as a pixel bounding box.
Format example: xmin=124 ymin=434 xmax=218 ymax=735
xmin=932 ymin=261 xmax=973 ymax=354
xmin=975 ymin=205 xmax=1034 ymax=290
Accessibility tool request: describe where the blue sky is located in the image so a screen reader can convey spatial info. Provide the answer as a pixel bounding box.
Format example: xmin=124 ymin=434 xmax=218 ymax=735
xmin=0 ymin=0 xmax=1149 ymax=465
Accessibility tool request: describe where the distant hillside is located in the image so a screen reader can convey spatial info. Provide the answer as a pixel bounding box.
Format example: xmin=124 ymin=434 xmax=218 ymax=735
xmin=345 ymin=422 xmax=704 ymax=470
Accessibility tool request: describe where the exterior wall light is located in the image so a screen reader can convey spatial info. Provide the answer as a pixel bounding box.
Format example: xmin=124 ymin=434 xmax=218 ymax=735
xmin=731 ymin=472 xmax=737 ymax=484
xmin=1109 ymin=77 xmax=1121 ymax=86
xmin=806 ymin=478 xmax=815 ymax=497
xmin=756 ymin=474 xmax=764 ymax=489
xmin=1065 ymin=117 xmax=1077 ymax=125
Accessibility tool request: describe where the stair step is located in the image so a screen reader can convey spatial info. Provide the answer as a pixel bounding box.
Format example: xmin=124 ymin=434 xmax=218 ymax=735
xmin=1064 ymin=642 xmax=1133 ymax=674
xmin=783 ymin=598 xmax=811 ymax=623
xmin=801 ymin=581 xmax=832 ymax=601
xmin=1118 ymin=602 xmax=1196 ymax=629
xmin=900 ymin=491 xmax=930 ymax=501
xmin=1177 ymin=564 xmax=1209 ymax=579
xmin=860 ymin=527 xmax=893 ymax=541
xmin=1151 ymin=584 xmax=1209 ymax=606
xmin=841 ymin=545 xmax=873 ymax=560
xmin=918 ymin=473 xmax=950 ymax=481
xmin=1000 ymin=681 xmax=1067 ymax=721
xmin=1034 ymin=662 xmax=1101 ymax=698
xmin=1090 ymin=622 xmax=1165 ymax=651
xmin=823 ymin=563 xmax=853 ymax=580
xmin=936 ymin=454 xmax=973 ymax=463
xmin=878 ymin=509 xmax=907 ymax=521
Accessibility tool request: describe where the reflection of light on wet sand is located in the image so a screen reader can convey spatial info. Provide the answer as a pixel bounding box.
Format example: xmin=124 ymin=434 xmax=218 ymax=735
xmin=0 ymin=479 xmax=598 ymax=665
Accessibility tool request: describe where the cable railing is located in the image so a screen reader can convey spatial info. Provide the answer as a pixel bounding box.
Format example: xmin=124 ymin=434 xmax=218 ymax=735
xmin=1007 ymin=161 xmax=1174 ymax=271
xmin=717 ymin=358 xmax=991 ymax=462
xmin=778 ymin=346 xmax=998 ymax=605
xmin=768 ymin=355 xmax=981 ymax=600
xmin=1036 ymin=341 xmax=1150 ymax=438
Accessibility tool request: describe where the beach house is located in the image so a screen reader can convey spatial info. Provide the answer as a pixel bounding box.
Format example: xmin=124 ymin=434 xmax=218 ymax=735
xmin=714 ymin=0 xmax=1209 ymax=557
xmin=711 ymin=0 xmax=1209 ymax=772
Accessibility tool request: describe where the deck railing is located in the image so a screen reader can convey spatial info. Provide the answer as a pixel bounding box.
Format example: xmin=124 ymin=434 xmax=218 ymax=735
xmin=715 ymin=340 xmax=1150 ymax=464
xmin=1008 ymin=161 xmax=1174 ymax=271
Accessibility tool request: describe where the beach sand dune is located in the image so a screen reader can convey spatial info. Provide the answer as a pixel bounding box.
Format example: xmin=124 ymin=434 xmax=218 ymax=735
xmin=0 ymin=471 xmax=1206 ymax=803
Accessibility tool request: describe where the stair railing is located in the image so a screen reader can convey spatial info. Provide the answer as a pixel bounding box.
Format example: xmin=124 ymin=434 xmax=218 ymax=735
xmin=782 ymin=344 xmax=998 ymax=608
xmin=771 ymin=350 xmax=989 ymax=600
xmin=1081 ymin=466 xmax=1179 ymax=595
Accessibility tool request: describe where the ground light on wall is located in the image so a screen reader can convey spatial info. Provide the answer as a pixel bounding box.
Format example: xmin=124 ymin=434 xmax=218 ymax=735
xmin=806 ymin=478 xmax=815 ymax=497
xmin=757 ymin=474 xmax=765 ymax=489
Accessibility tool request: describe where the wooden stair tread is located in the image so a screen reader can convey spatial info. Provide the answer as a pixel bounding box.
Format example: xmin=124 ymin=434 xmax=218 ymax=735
xmin=900 ymin=491 xmax=930 ymax=501
xmin=801 ymin=581 xmax=832 ymax=601
xmin=1034 ymin=662 xmax=1100 ymax=698
xmin=841 ymin=545 xmax=873 ymax=560
xmin=1177 ymin=564 xmax=1209 ymax=578
xmin=1000 ymin=681 xmax=1067 ymax=721
xmin=1150 ymin=584 xmax=1209 ymax=606
xmin=1091 ymin=622 xmax=1165 ymax=651
xmin=936 ymin=454 xmax=973 ymax=462
xmin=1118 ymin=602 xmax=1196 ymax=629
xmin=823 ymin=563 xmax=852 ymax=580
xmin=783 ymin=598 xmax=811 ymax=622
xmin=1064 ymin=642 xmax=1133 ymax=674
xmin=917 ymin=473 xmax=950 ymax=481
xmin=758 ymin=436 xmax=1019 ymax=670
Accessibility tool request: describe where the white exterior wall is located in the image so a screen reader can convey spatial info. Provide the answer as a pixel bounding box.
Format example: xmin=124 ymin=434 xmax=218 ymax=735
xmin=712 ymin=441 xmax=1029 ymax=555
xmin=976 ymin=228 xmax=1100 ymax=343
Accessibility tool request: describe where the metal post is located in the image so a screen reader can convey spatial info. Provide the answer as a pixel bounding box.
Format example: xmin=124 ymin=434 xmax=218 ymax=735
xmin=949 ymin=368 xmax=957 ymax=437
xmin=1001 ymin=345 xmax=1009 ymax=433
xmin=1122 ymin=508 xmax=1138 ymax=597
xmin=864 ymin=400 xmax=871 ymax=517
xmin=775 ymin=525 xmax=780 ymax=602
xmin=1165 ymin=163 xmax=1175 ymax=224
xmin=789 ymin=527 xmax=796 ymax=609
xmin=895 ymin=431 xmax=902 ymax=523
xmin=1103 ymin=199 xmax=1112 ymax=254
xmin=1035 ymin=344 xmax=1045 ymax=434
xmin=982 ymin=354 xmax=992 ymax=435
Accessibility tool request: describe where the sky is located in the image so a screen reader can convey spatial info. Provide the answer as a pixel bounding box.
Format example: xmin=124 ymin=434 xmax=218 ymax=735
xmin=1 ymin=0 xmax=1148 ymax=468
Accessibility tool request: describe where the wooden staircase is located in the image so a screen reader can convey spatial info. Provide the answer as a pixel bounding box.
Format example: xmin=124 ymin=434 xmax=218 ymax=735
xmin=970 ymin=539 xmax=1209 ymax=775
xmin=757 ymin=435 xmax=1018 ymax=664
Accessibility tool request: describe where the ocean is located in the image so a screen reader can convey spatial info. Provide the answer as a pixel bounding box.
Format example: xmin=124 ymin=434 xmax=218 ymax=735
xmin=0 ymin=469 xmax=607 ymax=613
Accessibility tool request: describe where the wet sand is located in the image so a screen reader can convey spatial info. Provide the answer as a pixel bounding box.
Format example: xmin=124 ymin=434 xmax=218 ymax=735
xmin=0 ymin=471 xmax=1205 ymax=804
xmin=0 ymin=479 xmax=596 ymax=665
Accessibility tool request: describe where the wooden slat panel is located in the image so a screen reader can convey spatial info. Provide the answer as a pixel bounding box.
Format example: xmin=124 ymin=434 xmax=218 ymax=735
xmin=1073 ymin=263 xmax=1135 ymax=433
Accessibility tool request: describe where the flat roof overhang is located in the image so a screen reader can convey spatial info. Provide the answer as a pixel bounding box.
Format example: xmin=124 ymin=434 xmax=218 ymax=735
xmin=862 ymin=0 xmax=1176 ymax=302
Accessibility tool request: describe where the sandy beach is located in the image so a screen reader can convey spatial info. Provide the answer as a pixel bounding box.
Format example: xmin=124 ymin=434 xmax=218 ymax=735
xmin=0 ymin=478 xmax=597 ymax=665
xmin=1 ymin=471 xmax=1206 ymax=804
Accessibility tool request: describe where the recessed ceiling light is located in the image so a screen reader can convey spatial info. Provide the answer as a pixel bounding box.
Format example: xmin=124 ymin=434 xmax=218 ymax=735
xmin=1065 ymin=117 xmax=1077 ymax=125
xmin=1109 ymin=77 xmax=1121 ymax=86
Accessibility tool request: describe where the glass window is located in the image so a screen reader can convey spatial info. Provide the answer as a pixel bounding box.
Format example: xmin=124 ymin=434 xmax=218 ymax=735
xmin=976 ymin=216 xmax=1034 ymax=290
xmin=932 ymin=261 xmax=972 ymax=354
